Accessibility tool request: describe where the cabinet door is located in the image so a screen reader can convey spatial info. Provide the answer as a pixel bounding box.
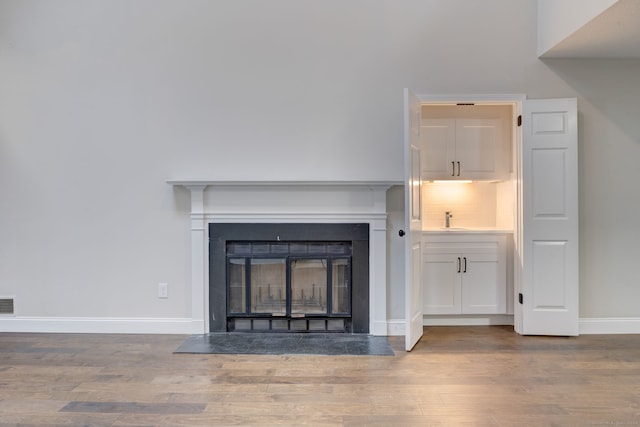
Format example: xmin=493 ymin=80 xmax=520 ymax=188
xmin=460 ymin=252 xmax=505 ymax=314
xmin=455 ymin=119 xmax=503 ymax=180
xmin=423 ymin=253 xmax=461 ymax=314
xmin=420 ymin=119 xmax=455 ymax=179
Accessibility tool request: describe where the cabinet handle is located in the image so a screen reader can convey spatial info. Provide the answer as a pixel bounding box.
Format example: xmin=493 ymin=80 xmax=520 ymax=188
xmin=463 ymin=257 xmax=467 ymax=273
xmin=457 ymin=161 xmax=461 ymax=176
xmin=451 ymin=161 xmax=455 ymax=177
xmin=457 ymin=257 xmax=461 ymax=273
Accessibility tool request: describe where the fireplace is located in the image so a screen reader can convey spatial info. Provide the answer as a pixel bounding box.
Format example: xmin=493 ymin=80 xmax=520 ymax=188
xmin=167 ymin=180 xmax=398 ymax=336
xmin=209 ymin=223 xmax=369 ymax=333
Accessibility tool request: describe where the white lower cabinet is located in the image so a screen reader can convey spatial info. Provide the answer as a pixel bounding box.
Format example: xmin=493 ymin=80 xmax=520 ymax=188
xmin=423 ymin=233 xmax=508 ymax=315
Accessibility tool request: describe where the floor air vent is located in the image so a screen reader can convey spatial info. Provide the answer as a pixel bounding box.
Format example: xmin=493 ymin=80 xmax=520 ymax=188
xmin=0 ymin=298 xmax=15 ymax=315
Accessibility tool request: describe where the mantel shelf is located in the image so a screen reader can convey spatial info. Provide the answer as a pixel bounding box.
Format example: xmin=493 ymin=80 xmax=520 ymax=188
xmin=167 ymin=180 xmax=403 ymax=189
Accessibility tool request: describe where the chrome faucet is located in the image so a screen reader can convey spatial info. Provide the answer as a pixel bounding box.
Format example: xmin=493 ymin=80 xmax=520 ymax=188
xmin=445 ymin=211 xmax=453 ymax=228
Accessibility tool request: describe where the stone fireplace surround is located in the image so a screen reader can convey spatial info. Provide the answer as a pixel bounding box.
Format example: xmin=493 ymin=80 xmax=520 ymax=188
xmin=168 ymin=180 xmax=399 ymax=336
xmin=209 ymin=222 xmax=370 ymax=333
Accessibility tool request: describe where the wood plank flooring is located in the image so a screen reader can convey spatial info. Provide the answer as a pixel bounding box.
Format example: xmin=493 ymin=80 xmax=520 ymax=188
xmin=1 ymin=326 xmax=640 ymax=426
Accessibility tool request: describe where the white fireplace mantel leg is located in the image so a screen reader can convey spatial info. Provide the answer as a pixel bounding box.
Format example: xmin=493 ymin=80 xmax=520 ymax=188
xmin=185 ymin=185 xmax=208 ymax=333
xmin=369 ymin=189 xmax=389 ymax=336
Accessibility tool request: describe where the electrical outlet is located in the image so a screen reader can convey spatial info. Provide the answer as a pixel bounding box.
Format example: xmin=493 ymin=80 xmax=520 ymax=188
xmin=158 ymin=283 xmax=168 ymax=299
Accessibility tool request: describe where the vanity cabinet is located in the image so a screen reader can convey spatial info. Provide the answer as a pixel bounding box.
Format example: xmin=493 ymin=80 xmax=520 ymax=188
xmin=422 ymin=233 xmax=508 ymax=315
xmin=420 ymin=118 xmax=507 ymax=181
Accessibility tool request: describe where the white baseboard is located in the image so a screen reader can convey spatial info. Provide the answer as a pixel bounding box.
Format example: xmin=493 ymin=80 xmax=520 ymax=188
xmin=384 ymin=317 xmax=640 ymax=336
xmin=371 ymin=320 xmax=389 ymax=336
xmin=579 ymin=317 xmax=640 ymax=334
xmin=387 ymin=319 xmax=405 ymax=336
xmin=387 ymin=317 xmax=513 ymax=334
xmin=0 ymin=316 xmax=200 ymax=334
xmin=4 ymin=316 xmax=637 ymax=335
xmin=423 ymin=315 xmax=514 ymax=326
xmin=387 ymin=314 xmax=513 ymax=336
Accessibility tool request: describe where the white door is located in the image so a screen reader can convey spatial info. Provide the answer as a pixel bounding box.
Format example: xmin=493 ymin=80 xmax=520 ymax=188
xmin=404 ymin=88 xmax=424 ymax=350
xmin=519 ymin=98 xmax=579 ymax=336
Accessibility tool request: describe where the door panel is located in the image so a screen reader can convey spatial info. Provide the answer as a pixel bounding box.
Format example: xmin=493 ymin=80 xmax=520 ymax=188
xmin=532 ymin=148 xmax=568 ymax=218
xmin=456 ymin=119 xmax=501 ymax=177
xmin=423 ymin=254 xmax=460 ymax=314
xmin=404 ymin=88 xmax=424 ymax=351
xmin=462 ymin=254 xmax=502 ymax=314
xmin=520 ymin=98 xmax=578 ymax=336
xmin=531 ymin=241 xmax=568 ymax=308
xmin=421 ymin=119 xmax=455 ymax=178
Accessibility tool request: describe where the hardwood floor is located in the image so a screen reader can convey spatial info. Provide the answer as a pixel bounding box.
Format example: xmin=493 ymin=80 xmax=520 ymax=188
xmin=1 ymin=326 xmax=640 ymax=426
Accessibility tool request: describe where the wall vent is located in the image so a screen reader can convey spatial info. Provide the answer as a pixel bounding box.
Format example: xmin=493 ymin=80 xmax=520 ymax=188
xmin=0 ymin=298 xmax=15 ymax=315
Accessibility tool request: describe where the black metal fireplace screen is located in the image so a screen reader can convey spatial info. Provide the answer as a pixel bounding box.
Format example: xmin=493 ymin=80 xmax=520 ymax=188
xmin=226 ymin=241 xmax=352 ymax=332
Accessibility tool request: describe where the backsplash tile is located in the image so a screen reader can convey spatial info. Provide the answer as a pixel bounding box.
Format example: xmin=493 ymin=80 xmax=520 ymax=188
xmin=423 ymin=182 xmax=499 ymax=229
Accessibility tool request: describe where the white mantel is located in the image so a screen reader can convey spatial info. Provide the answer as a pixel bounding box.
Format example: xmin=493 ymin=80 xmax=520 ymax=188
xmin=168 ymin=180 xmax=401 ymax=335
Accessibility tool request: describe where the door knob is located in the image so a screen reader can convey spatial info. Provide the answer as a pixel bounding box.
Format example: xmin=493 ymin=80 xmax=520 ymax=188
xmin=398 ymin=230 xmax=405 ymax=237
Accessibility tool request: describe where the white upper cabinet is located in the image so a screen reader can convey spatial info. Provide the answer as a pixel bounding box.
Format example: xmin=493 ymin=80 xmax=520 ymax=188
xmin=421 ymin=117 xmax=508 ymax=181
xmin=420 ymin=119 xmax=455 ymax=178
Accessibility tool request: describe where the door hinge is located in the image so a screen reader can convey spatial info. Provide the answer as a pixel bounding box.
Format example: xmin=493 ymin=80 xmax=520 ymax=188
xmin=517 ymin=115 xmax=522 ymax=127
xmin=518 ymin=293 xmax=523 ymax=304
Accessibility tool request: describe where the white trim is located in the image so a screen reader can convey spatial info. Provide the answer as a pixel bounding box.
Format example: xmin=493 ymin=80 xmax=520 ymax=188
xmin=417 ymin=94 xmax=526 ymax=104
xmin=579 ymin=318 xmax=640 ymax=335
xmin=200 ymin=213 xmax=390 ymax=222
xmin=167 ymin=180 xmax=401 ymax=189
xmin=387 ymin=319 xmax=406 ymax=336
xmin=371 ymin=320 xmax=389 ymax=336
xmin=390 ymin=317 xmax=640 ymax=335
xmin=0 ymin=317 xmax=197 ymax=334
xmin=423 ymin=315 xmax=514 ymax=326
xmin=4 ymin=316 xmax=638 ymax=335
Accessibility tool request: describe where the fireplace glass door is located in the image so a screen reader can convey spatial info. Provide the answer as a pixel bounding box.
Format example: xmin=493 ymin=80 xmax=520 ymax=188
xmin=291 ymin=259 xmax=327 ymax=315
xmin=226 ymin=241 xmax=352 ymax=332
xmin=251 ymin=258 xmax=286 ymax=315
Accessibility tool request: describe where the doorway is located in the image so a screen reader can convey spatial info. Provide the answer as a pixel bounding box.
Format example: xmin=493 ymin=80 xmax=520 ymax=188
xmin=404 ymin=91 xmax=579 ymax=346
xmin=420 ymin=98 xmax=520 ymax=329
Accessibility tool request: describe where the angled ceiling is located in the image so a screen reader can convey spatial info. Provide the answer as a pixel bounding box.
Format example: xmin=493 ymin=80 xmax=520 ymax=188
xmin=541 ymin=0 xmax=640 ymax=59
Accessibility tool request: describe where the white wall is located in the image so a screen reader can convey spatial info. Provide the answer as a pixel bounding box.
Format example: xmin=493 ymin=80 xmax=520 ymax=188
xmin=541 ymin=58 xmax=640 ymax=318
xmin=537 ymin=0 xmax=618 ymax=56
xmin=1 ymin=0 xmax=639 ymax=330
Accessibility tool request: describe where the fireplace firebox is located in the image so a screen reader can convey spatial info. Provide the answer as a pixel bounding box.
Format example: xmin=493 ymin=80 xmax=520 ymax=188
xmin=209 ymin=223 xmax=369 ymax=333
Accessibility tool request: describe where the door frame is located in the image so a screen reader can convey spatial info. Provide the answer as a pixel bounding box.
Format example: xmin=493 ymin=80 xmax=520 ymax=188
xmin=415 ymin=93 xmax=526 ymax=333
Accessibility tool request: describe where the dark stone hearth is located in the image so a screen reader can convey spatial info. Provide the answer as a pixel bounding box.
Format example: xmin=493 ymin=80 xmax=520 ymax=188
xmin=175 ymin=333 xmax=394 ymax=356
